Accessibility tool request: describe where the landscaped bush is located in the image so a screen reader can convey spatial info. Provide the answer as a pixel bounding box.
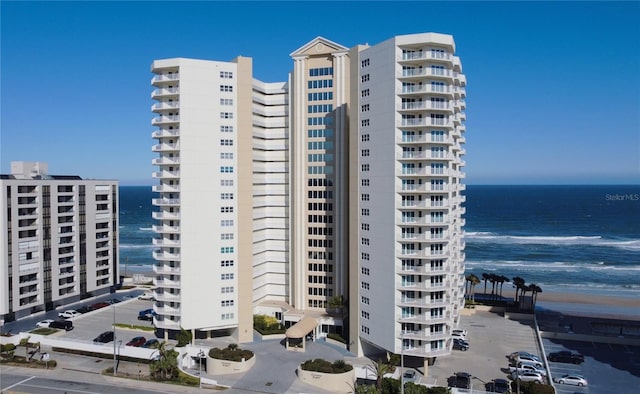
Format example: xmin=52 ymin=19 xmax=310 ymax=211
xmin=29 ymin=328 xmax=58 ymax=335
xmin=253 ymin=314 xmax=285 ymax=334
xmin=1 ymin=343 xmax=16 ymax=359
xmin=300 ymin=358 xmax=353 ymax=374
xmin=511 ymin=381 xmax=554 ymax=394
xmin=327 ymin=333 xmax=347 ymax=343
xmin=208 ymin=344 xmax=254 ymax=362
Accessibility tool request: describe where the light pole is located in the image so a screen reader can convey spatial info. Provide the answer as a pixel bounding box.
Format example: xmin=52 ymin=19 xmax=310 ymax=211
xmin=197 ymin=349 xmax=205 ymax=388
xmin=112 ymin=304 xmax=117 ymax=376
xmin=400 ymin=331 xmax=404 ymax=394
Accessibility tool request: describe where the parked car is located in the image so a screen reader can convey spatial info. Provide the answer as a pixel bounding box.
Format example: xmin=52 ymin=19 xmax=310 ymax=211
xmin=93 ymin=331 xmax=114 ymax=343
xmin=509 ymin=351 xmax=541 ymax=362
xmin=402 ymin=370 xmax=417 ymax=383
xmin=126 ymin=336 xmax=146 ymax=347
xmin=452 ymin=329 xmax=468 ymax=338
xmin=508 ymin=363 xmax=547 ymax=376
xmin=58 ymin=310 xmax=81 ymax=319
xmin=138 ymin=293 xmax=155 ymax=301
xmin=486 ymin=378 xmax=511 ymax=393
xmin=553 ymin=374 xmax=588 ymax=386
xmin=455 ymin=372 xmax=472 ymax=389
xmin=511 ymin=371 xmax=543 ymax=384
xmin=35 ymin=319 xmax=54 ymax=328
xmin=142 ymin=339 xmax=160 ymax=349
xmin=511 ymin=354 xmax=543 ymax=369
xmin=49 ymin=320 xmax=73 ymax=331
xmin=548 ymin=350 xmax=584 ymax=364
xmin=137 ymin=308 xmax=156 ymax=321
xmin=453 ymin=338 xmax=470 ymax=351
xmin=107 ymin=298 xmax=121 ymax=304
xmin=77 ymin=305 xmax=94 ymax=314
xmin=91 ymin=302 xmax=110 ymax=310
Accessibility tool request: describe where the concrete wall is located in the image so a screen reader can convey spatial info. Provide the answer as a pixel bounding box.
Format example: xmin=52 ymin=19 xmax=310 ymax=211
xmin=207 ymin=353 xmax=255 ymax=374
xmin=297 ymin=365 xmax=355 ymax=394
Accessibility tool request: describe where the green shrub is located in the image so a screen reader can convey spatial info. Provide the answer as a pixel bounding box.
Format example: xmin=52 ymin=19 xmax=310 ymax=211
xmin=253 ymin=314 xmax=284 ymax=332
xmin=300 ymin=358 xmax=353 ymax=374
xmin=327 ymin=333 xmax=347 ymax=343
xmin=208 ymin=344 xmax=254 ymax=362
xmin=176 ymin=327 xmax=192 ymax=347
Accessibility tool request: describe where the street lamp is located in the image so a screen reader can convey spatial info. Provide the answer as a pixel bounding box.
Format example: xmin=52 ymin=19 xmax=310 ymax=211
xmin=197 ymin=349 xmax=205 ymax=388
xmin=113 ymin=304 xmax=117 ymax=376
xmin=400 ymin=331 xmax=404 ymax=394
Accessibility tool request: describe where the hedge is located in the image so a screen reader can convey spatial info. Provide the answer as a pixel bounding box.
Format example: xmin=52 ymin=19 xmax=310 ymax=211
xmin=208 ymin=344 xmax=254 ymax=362
xmin=300 ymin=358 xmax=353 ymax=374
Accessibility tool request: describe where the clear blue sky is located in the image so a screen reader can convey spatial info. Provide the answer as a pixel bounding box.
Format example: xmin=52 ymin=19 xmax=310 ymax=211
xmin=2 ymin=1 xmax=639 ymax=185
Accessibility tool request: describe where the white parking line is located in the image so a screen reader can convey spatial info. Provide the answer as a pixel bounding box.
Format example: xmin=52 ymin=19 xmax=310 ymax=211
xmin=3 ymin=375 xmax=35 ymax=391
xmin=22 ymin=383 xmax=103 ymax=394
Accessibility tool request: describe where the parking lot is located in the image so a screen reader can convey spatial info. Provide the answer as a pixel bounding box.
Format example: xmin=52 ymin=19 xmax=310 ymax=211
xmin=544 ymin=338 xmax=640 ymax=394
xmin=56 ymin=296 xmax=158 ymax=345
xmin=424 ymin=309 xmax=544 ymax=391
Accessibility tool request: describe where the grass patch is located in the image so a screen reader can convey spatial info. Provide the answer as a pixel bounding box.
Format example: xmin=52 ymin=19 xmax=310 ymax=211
xmin=114 ymin=323 xmax=155 ymax=331
xmin=29 ymin=328 xmax=58 ymax=335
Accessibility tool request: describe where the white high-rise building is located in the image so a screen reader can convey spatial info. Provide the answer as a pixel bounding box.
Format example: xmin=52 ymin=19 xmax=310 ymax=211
xmin=348 ymin=33 xmax=467 ymax=364
xmin=0 ymin=162 xmax=119 ymax=322
xmin=150 ymin=33 xmax=466 ymax=360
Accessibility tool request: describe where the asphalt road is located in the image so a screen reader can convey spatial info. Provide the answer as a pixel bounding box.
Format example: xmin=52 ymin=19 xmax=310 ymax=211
xmin=1 ymin=373 xmax=165 ymax=394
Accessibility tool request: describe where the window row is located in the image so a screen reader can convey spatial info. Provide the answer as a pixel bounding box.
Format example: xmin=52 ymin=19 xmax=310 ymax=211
xmin=308 ymin=141 xmax=334 ymax=151
xmin=308 ymin=190 xmax=333 ymax=199
xmin=308 ymin=287 xmax=333 ymax=296
xmin=308 ymin=178 xmax=334 ymax=187
xmin=221 ymin=246 xmax=234 ymax=254
xmin=308 ymin=202 xmax=333 ymax=211
xmin=308 ymin=92 xmax=333 ymax=101
xmin=220 ymin=71 xmax=233 ymax=79
xmin=221 ymin=286 xmax=234 ymax=293
xmin=220 ymin=85 xmax=233 ymax=92
xmin=308 ymin=153 xmax=333 ymax=162
xmin=220 ymin=166 xmax=233 ymax=173
xmin=308 ymin=129 xmax=334 ymax=139
xmin=308 ymin=116 xmax=333 ymax=126
xmin=308 ymin=239 xmax=333 ymax=248
xmin=308 ymin=166 xmax=334 ymax=175
xmin=220 ymin=233 xmax=234 ymax=240
xmin=221 ymin=273 xmax=234 ymax=280
xmin=308 ymin=275 xmax=333 ymax=284
xmin=308 ymin=251 xmax=334 ymax=261
xmin=221 ymin=206 xmax=234 ymax=213
xmin=308 ymin=104 xmax=333 ymax=113
xmin=308 ymin=262 xmax=334 ymax=272
xmin=220 ymin=98 xmax=233 ymax=106
xmin=308 ymin=226 xmax=333 ymax=235
xmin=307 ymin=79 xmax=333 ymax=89
xmin=221 ymin=300 xmax=234 ymax=307
xmin=309 ymin=67 xmax=333 ymax=77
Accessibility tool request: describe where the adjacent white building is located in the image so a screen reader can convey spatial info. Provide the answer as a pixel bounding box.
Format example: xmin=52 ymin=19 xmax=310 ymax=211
xmin=150 ymin=33 xmax=466 ymax=366
xmin=0 ymin=162 xmax=119 ymax=322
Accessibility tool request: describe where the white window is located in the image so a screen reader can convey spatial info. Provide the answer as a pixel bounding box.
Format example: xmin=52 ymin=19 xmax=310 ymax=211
xmin=220 ymin=71 xmax=233 ymax=79
xmin=221 ymin=193 xmax=234 ymax=200
xmin=220 ymin=166 xmax=234 ymax=173
xmin=220 ymin=112 xmax=233 ymax=119
xmin=221 ymin=219 xmax=234 ymax=227
xmin=220 ymin=139 xmax=234 ymax=146
xmin=220 ymin=98 xmax=233 ymax=106
xmin=220 ymin=125 xmax=234 ymax=133
xmin=221 ymin=273 xmax=234 ymax=280
xmin=220 ymin=85 xmax=233 ymax=92
xmin=220 ymin=179 xmax=234 ymax=186
xmin=221 ymin=233 xmax=234 ymax=240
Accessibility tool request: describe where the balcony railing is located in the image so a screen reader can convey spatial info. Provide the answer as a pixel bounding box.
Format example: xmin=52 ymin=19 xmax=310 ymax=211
xmin=152 ymin=211 xmax=180 ymax=220
xmin=152 ymin=198 xmax=180 ymax=206
xmin=397 ymin=118 xmax=453 ymax=128
xmin=151 ymin=115 xmax=180 ymax=125
xmin=398 ymin=101 xmax=450 ymax=111
xmin=151 ymin=129 xmax=180 ymax=138
xmin=151 ymin=87 xmax=179 ymax=98
xmin=400 ymin=51 xmax=452 ymax=62
xmin=151 ymin=73 xmax=180 ymax=84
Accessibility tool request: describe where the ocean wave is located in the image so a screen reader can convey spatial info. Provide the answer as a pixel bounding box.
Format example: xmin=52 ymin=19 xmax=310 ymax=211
xmin=119 ymin=244 xmax=155 ymax=250
xmin=138 ymin=227 xmax=154 ymax=231
xmin=465 ymin=259 xmax=640 ymax=272
xmin=464 ymin=232 xmax=640 ymax=251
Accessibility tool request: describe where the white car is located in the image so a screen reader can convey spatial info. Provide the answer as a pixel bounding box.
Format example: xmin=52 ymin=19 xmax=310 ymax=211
xmin=511 ymin=371 xmax=543 ymax=384
xmin=138 ymin=293 xmax=155 ymax=301
xmin=58 ymin=310 xmax=81 ymax=319
xmin=509 ymin=363 xmax=547 ymax=376
xmin=35 ymin=319 xmax=54 ymax=328
xmin=452 ymin=329 xmax=468 ymax=338
xmin=512 ymin=354 xmax=543 ymax=369
xmin=554 ymin=374 xmax=588 ymax=387
xmin=510 ymin=351 xmax=541 ymax=362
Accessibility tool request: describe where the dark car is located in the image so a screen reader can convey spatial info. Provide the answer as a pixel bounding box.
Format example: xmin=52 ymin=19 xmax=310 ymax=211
xmin=137 ymin=308 xmax=156 ymax=321
xmin=453 ymin=338 xmax=469 ymax=351
xmin=486 ymin=378 xmax=511 ymax=393
xmin=107 ymin=298 xmax=121 ymax=304
xmin=126 ymin=336 xmax=146 ymax=347
xmin=455 ymin=372 xmax=472 ymax=389
xmin=49 ymin=320 xmax=74 ymax=331
xmin=142 ymin=339 xmax=160 ymax=348
xmin=548 ymin=350 xmax=584 ymax=364
xmin=90 ymin=302 xmax=110 ymax=311
xmin=93 ymin=331 xmax=114 ymax=343
xmin=76 ymin=305 xmax=93 ymax=314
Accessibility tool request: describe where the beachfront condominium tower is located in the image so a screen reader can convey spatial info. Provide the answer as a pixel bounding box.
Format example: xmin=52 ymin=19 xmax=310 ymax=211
xmin=150 ymin=33 xmax=466 ymax=357
xmin=348 ymin=33 xmax=467 ymax=364
xmin=0 ymin=162 xmax=119 ymax=323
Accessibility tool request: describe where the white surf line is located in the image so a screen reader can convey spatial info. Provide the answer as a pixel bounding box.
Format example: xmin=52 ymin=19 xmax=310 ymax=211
xmin=3 ymin=375 xmax=35 ymax=391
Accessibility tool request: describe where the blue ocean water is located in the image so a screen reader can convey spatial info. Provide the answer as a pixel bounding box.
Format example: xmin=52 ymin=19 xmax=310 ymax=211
xmin=118 ymin=185 xmax=640 ymax=297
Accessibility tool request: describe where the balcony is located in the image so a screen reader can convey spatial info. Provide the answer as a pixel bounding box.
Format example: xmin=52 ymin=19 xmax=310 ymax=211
xmin=397 ymin=118 xmax=453 ymax=128
xmin=151 ymin=143 xmax=179 ymax=153
xmin=153 ymin=237 xmax=180 ymax=247
xmin=152 ymin=170 xmax=180 ymax=179
xmin=151 ymin=73 xmax=180 ymax=85
xmin=151 ymin=115 xmax=180 ymax=126
xmin=152 ymin=129 xmax=180 ymax=139
xmin=155 ymin=305 xmax=181 ymax=316
xmin=153 ymin=250 xmax=181 ymax=261
xmin=155 ymin=291 xmax=180 ymax=302
xmin=151 ymin=87 xmax=179 ymax=99
xmin=152 ymin=101 xmax=180 ymax=112
xmin=152 ymin=157 xmax=180 ymax=166
xmin=152 ymin=198 xmax=180 ymax=207
xmin=399 ymin=85 xmax=452 ymax=96
xmin=154 ymin=278 xmax=181 ymax=289
xmin=398 ymin=68 xmax=452 ymax=79
xmin=398 ymin=101 xmax=451 ymax=112
xmin=399 ymin=51 xmax=452 ymax=62
xmin=152 ymin=224 xmax=180 ymax=234
xmin=399 ymin=297 xmax=451 ymax=308
xmin=153 ymin=265 xmax=181 ymax=275
xmin=155 ymin=317 xmax=181 ymax=330
xmin=152 ymin=184 xmax=180 ymax=193
xmin=152 ymin=211 xmax=180 ymax=220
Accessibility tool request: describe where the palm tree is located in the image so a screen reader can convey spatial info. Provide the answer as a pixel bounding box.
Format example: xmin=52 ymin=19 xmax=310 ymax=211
xmin=489 ymin=273 xmax=500 ymax=298
xmin=512 ymin=276 xmax=525 ymax=303
xmin=498 ymin=275 xmax=510 ymax=299
xmin=482 ymin=273 xmax=490 ymax=295
xmin=530 ymin=284 xmax=542 ymax=309
xmin=468 ymin=274 xmax=480 ymax=302
xmin=370 ymin=359 xmax=392 ymax=391
xmin=150 ymin=341 xmax=179 ymax=380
